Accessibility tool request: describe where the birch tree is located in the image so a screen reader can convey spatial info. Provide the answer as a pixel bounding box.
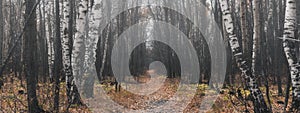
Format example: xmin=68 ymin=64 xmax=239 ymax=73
xmin=45 ymin=0 xmax=55 ymax=80
xmin=251 ymin=0 xmax=261 ymax=82
xmin=282 ymin=0 xmax=300 ymax=110
xmin=82 ymin=0 xmax=102 ymax=98
xmin=72 ymin=0 xmax=88 ymax=101
xmin=73 ymin=0 xmax=89 ymax=79
xmin=218 ymin=0 xmax=270 ymax=112
xmin=61 ymin=0 xmax=74 ymax=104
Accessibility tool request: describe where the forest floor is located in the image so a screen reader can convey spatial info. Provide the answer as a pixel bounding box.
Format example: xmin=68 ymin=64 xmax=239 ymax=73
xmin=0 ymin=75 xmax=291 ymax=113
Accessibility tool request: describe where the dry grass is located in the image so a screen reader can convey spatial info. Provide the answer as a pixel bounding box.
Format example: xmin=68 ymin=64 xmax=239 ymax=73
xmin=0 ymin=75 xmax=292 ymax=113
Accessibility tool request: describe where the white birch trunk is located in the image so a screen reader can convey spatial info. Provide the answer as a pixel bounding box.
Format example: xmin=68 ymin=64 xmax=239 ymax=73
xmin=251 ymin=0 xmax=261 ymax=79
xmin=61 ymin=0 xmax=75 ymax=104
xmin=72 ymin=0 xmax=89 ymax=93
xmin=282 ymin=0 xmax=300 ymax=110
xmin=79 ymin=0 xmax=103 ymax=98
xmin=86 ymin=0 xmax=102 ymax=74
xmin=45 ymin=1 xmax=54 ymax=79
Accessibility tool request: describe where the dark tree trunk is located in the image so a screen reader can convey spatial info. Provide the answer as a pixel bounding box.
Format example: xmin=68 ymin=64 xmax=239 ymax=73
xmin=284 ymin=72 xmax=291 ymax=111
xmin=53 ymin=0 xmax=63 ymax=112
xmin=24 ymin=0 xmax=43 ymax=112
xmin=272 ymin=0 xmax=283 ymax=96
xmin=38 ymin=4 xmax=47 ymax=80
xmin=0 ymin=0 xmax=3 ymax=88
